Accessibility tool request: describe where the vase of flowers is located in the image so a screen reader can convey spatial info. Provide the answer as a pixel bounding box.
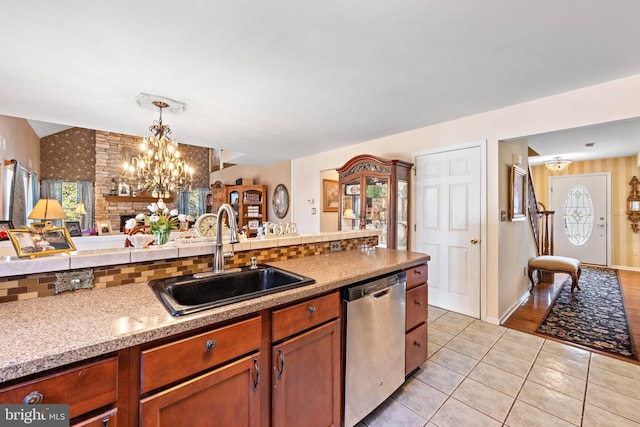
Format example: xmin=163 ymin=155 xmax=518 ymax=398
xmin=127 ymin=200 xmax=185 ymax=246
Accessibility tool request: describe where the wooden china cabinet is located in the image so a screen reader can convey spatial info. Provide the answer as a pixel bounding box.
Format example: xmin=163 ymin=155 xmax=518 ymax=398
xmin=337 ymin=154 xmax=413 ymax=250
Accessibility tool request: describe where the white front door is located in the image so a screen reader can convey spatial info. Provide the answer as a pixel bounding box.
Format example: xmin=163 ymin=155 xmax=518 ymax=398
xmin=415 ymin=146 xmax=481 ymax=318
xmin=549 ymin=173 xmax=609 ymax=266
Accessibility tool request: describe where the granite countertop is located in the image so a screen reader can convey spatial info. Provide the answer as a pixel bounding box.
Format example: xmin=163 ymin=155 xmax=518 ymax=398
xmin=0 ymin=248 xmax=428 ymax=383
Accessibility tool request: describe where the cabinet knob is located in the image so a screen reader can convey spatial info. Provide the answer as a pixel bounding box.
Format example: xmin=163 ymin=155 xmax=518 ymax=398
xmin=414 ymin=341 xmax=422 ymax=348
xmin=205 ymin=340 xmax=217 ymax=351
xmin=308 ymin=306 xmax=316 ymax=314
xmin=414 ymin=300 xmax=422 ymax=306
xmin=470 ymin=238 xmax=479 ymax=244
xmin=414 ymin=269 xmax=422 ymax=275
xmin=23 ymin=391 xmax=43 ymax=405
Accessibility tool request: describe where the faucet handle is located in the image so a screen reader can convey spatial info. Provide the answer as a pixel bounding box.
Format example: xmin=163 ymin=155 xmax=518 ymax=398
xmin=250 ymin=256 xmax=258 ymax=270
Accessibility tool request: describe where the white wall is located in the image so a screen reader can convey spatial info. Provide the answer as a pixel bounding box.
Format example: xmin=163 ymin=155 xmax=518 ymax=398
xmin=291 ymin=73 xmax=640 ymax=322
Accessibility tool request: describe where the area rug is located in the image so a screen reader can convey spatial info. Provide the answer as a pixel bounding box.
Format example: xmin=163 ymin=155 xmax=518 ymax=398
xmin=536 ymin=266 xmax=634 ymax=359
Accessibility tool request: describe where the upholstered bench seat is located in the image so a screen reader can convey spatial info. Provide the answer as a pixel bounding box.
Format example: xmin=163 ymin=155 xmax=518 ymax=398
xmin=528 ymin=255 xmax=582 ymax=298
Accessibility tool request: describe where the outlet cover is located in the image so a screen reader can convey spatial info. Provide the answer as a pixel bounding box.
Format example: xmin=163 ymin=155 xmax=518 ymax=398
xmin=330 ymin=241 xmax=341 ymax=252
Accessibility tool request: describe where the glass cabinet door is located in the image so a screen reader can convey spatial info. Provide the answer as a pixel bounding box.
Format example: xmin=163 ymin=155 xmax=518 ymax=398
xmin=364 ymin=176 xmax=388 ymax=247
xmin=396 ymin=180 xmax=409 ymax=250
xmin=341 ymin=178 xmax=361 ymax=230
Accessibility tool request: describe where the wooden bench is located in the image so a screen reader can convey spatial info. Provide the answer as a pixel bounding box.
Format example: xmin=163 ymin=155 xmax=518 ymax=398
xmin=528 ymin=255 xmax=582 ymax=298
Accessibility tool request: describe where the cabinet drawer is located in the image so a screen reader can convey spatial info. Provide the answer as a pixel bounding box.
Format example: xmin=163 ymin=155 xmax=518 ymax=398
xmin=406 ymin=284 xmax=428 ymax=331
xmin=272 ymin=292 xmax=340 ymax=342
xmin=141 ymin=316 xmax=261 ymax=393
xmin=405 ymin=322 xmax=428 ymax=375
xmin=0 ymin=357 xmax=117 ymax=420
xmin=72 ymin=408 xmax=117 ymax=427
xmin=406 ymin=264 xmax=427 ymax=290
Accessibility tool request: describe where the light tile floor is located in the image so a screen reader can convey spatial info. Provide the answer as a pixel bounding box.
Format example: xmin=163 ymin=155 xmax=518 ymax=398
xmin=357 ymin=306 xmax=640 ymax=426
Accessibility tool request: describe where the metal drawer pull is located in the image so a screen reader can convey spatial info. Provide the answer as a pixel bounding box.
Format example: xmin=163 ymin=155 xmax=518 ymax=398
xmin=308 ymin=306 xmax=316 ymax=313
xmin=102 ymin=417 xmax=110 ymax=427
xmin=206 ymin=339 xmax=217 ymax=351
xmin=253 ymin=357 xmax=260 ymax=392
xmin=414 ymin=341 xmax=422 ymax=348
xmin=23 ymin=391 xmax=43 ymax=405
xmin=414 ymin=300 xmax=422 ymax=306
xmin=277 ymin=348 xmax=285 ymax=380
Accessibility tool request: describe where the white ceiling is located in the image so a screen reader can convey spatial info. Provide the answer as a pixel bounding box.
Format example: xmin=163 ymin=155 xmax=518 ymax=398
xmin=2 ymin=1 xmax=640 ymax=166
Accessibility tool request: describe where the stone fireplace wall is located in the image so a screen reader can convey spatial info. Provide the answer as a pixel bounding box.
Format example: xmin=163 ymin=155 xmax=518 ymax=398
xmin=40 ymin=128 xmax=211 ymax=232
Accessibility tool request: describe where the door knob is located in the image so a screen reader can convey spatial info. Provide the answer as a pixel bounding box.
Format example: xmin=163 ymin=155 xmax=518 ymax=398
xmin=470 ymin=238 xmax=478 ymax=244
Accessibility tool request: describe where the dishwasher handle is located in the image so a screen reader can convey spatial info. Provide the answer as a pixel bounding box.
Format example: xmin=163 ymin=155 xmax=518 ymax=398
xmin=372 ymin=288 xmax=391 ymax=299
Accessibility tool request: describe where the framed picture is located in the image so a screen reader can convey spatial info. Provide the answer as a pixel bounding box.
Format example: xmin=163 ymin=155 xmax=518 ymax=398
xmin=510 ymin=165 xmax=527 ymax=221
xmin=344 ymin=184 xmax=360 ymax=195
xmin=323 ymin=180 xmax=339 ymax=212
xmin=0 ymin=220 xmax=13 ymax=241
xmin=8 ymin=228 xmax=76 ymax=258
xmin=118 ymin=182 xmax=130 ymax=196
xmin=97 ymin=221 xmax=113 ymax=235
xmin=65 ymin=221 xmax=82 ymax=237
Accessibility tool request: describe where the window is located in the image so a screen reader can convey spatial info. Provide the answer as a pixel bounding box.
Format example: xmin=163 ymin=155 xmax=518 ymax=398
xmin=563 ymin=185 xmax=594 ymax=246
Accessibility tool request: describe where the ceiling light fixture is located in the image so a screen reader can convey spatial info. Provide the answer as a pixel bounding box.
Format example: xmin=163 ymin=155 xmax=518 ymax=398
xmin=124 ymin=100 xmax=193 ymax=198
xmin=544 ymin=156 xmax=572 ymax=172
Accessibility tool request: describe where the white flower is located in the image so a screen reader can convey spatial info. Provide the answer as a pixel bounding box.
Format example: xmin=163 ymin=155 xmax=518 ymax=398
xmin=157 ymin=200 xmax=166 ymax=210
xmin=125 ymin=218 xmax=137 ymax=230
xmin=149 ymin=215 xmax=160 ymax=223
xmin=135 ymin=213 xmax=146 ymax=221
xmin=147 ymin=203 xmax=158 ymax=213
xmin=169 ymin=209 xmax=179 ymax=217
xmin=178 ymin=214 xmax=187 ymax=222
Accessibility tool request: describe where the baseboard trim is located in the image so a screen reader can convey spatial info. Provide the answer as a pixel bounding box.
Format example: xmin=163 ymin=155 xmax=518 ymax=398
xmin=612 ymin=265 xmax=640 ymax=273
xmin=498 ymin=289 xmax=532 ymax=325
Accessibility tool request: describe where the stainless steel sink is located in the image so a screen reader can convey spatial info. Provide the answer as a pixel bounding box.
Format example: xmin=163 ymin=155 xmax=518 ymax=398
xmin=148 ymin=265 xmax=315 ymax=316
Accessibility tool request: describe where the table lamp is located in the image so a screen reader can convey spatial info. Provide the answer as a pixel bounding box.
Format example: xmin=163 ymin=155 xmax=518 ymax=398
xmin=75 ymin=203 xmax=87 ymax=229
xmin=28 ymin=199 xmax=66 ymax=231
xmin=343 ymin=208 xmax=355 ymax=219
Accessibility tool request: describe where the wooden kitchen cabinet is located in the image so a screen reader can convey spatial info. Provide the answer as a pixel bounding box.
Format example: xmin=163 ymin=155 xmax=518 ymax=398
xmin=337 ymin=154 xmax=413 ymax=250
xmin=0 ymin=357 xmax=119 ymax=422
xmin=140 ymin=354 xmax=262 ymax=427
xmin=271 ymin=293 xmax=341 ymax=427
xmin=404 ymin=263 xmax=429 ymax=375
xmin=139 ymin=316 xmax=262 ymax=427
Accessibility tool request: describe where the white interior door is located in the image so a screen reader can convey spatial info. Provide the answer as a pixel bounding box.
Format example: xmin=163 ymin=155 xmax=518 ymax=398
xmin=415 ymin=147 xmax=481 ymax=318
xmin=549 ymin=173 xmax=609 ymax=266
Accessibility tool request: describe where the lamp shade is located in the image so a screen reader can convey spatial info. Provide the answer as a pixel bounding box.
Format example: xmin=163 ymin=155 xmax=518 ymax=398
xmin=343 ymin=208 xmax=355 ymax=218
xmin=28 ymin=199 xmax=66 ymax=220
xmin=74 ymin=203 xmax=87 ymax=215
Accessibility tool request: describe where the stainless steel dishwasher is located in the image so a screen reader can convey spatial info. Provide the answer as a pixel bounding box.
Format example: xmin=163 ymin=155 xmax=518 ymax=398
xmin=343 ymin=271 xmax=406 ymax=427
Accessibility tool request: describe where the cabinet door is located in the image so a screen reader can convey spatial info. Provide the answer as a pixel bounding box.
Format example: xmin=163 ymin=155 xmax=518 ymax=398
xmin=364 ymin=175 xmax=389 ymax=246
xmin=140 ymin=354 xmax=261 ymax=427
xmin=272 ymin=319 xmax=341 ymax=427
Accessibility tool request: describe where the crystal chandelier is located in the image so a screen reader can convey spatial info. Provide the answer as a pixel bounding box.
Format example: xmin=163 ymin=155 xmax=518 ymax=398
xmin=124 ymin=101 xmax=193 ymax=198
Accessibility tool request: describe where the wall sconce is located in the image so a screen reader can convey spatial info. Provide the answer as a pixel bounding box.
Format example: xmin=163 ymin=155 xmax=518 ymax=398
xmin=627 ymin=176 xmax=640 ymax=233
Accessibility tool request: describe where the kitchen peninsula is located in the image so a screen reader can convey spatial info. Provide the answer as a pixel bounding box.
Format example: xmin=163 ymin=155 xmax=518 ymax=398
xmin=0 ymin=230 xmax=429 ymax=426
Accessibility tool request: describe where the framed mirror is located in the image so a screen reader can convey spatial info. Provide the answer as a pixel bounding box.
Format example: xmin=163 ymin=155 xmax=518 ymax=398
xmin=627 ymin=176 xmax=640 ymax=232
xmin=272 ymin=184 xmax=289 ymax=219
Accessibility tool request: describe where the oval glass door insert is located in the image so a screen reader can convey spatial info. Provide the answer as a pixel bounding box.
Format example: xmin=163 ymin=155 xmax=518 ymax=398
xmin=562 ymin=185 xmax=594 ymax=246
